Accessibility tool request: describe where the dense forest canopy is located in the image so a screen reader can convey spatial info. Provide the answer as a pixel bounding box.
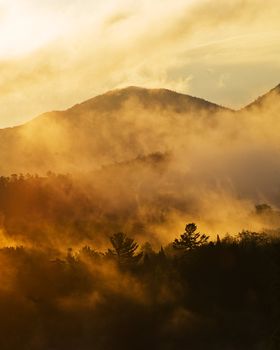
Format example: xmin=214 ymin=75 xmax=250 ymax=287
xmin=0 ymin=221 xmax=280 ymax=349
xmin=0 ymin=173 xmax=279 ymax=349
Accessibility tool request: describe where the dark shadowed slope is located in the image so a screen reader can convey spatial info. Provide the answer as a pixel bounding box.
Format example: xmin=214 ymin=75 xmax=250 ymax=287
xmin=69 ymin=86 xmax=229 ymax=114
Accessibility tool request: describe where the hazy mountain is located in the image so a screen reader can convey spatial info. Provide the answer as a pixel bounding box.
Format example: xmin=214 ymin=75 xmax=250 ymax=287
xmin=0 ymin=86 xmax=230 ymax=175
xmin=1 ymin=84 xmax=280 ymax=239
xmin=243 ymin=84 xmax=280 ymax=111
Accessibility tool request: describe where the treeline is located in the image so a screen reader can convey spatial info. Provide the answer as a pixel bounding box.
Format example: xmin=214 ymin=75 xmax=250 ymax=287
xmin=1 ymin=173 xmax=280 ymax=250
xmin=0 ymin=172 xmax=138 ymax=247
xmin=1 ymin=224 xmax=280 ymax=349
xmin=0 ymin=172 xmax=175 ymax=247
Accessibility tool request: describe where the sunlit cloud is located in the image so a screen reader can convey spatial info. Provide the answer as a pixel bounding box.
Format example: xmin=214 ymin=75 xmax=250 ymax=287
xmin=0 ymin=0 xmax=279 ymax=127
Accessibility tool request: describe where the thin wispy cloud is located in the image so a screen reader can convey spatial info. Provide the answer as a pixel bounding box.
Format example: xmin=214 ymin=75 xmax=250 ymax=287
xmin=0 ymin=0 xmax=279 ymax=127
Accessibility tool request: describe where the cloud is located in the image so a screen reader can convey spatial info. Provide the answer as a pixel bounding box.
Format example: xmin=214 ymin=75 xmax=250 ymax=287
xmin=103 ymin=11 xmax=133 ymax=28
xmin=0 ymin=0 xmax=280 ymax=127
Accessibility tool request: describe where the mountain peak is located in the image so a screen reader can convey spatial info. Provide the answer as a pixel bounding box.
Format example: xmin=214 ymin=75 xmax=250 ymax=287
xmin=70 ymin=86 xmax=229 ymax=115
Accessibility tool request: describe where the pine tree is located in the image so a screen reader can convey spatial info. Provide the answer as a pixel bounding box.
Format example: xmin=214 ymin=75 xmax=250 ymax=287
xmin=173 ymin=223 xmax=209 ymax=251
xmin=107 ymin=232 xmax=142 ymax=266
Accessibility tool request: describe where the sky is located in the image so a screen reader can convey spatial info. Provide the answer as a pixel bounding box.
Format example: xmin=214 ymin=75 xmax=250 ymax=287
xmin=0 ymin=0 xmax=280 ymax=127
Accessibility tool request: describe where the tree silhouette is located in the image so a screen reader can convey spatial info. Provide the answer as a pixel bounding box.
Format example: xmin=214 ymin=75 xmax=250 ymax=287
xmin=238 ymin=230 xmax=268 ymax=246
xmin=255 ymin=203 xmax=272 ymax=215
xmin=108 ymin=232 xmax=142 ymax=265
xmin=173 ymin=223 xmax=209 ymax=251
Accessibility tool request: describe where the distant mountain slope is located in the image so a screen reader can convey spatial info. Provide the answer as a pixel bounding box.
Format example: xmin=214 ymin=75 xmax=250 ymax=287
xmin=69 ymin=86 xmax=228 ymax=114
xmin=243 ymin=84 xmax=280 ymax=111
xmin=0 ymin=87 xmax=229 ymax=175
xmin=1 ymin=85 xmax=280 ymax=237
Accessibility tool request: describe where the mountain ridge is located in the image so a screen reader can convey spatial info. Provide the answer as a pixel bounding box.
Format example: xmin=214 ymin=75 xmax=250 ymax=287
xmin=0 ymin=84 xmax=279 ymax=175
xmin=242 ymin=83 xmax=280 ymax=110
xmin=0 ymin=86 xmax=231 ymax=131
xmin=2 ymin=84 xmax=280 ymax=131
xmin=70 ymin=86 xmax=230 ymax=113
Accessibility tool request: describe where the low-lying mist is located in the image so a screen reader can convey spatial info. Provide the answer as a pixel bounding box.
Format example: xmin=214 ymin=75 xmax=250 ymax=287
xmin=0 ymin=86 xmax=280 ymax=246
xmin=1 ymin=86 xmax=280 ymax=349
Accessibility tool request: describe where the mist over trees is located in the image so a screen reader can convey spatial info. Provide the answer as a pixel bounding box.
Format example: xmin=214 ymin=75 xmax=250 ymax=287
xmin=0 ymin=83 xmax=280 ymax=350
xmin=0 ymin=6 xmax=279 ymax=346
xmin=0 ymin=223 xmax=280 ymax=349
xmin=1 ymin=173 xmax=280 ymax=349
xmin=1 ymin=172 xmax=280 ymax=250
